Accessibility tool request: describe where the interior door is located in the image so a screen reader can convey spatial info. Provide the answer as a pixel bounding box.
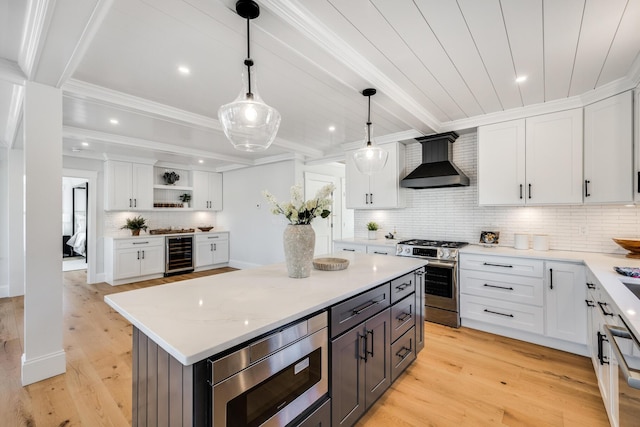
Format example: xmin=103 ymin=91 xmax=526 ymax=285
xmin=304 ymin=173 xmax=337 ymax=256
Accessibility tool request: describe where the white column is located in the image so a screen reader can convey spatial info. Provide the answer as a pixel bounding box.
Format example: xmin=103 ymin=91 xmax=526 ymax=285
xmin=21 ymin=81 xmax=65 ymax=385
xmin=8 ymin=148 xmax=25 ymax=297
xmin=0 ymin=148 xmax=7 ymax=298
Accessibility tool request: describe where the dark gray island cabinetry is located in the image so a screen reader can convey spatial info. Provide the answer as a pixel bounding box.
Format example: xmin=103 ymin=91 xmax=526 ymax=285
xmin=105 ymin=253 xmax=426 ymax=426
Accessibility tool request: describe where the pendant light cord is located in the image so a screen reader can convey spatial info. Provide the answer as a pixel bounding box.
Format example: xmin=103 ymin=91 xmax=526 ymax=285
xmin=244 ymin=17 xmax=253 ymax=97
xmin=366 ymin=94 xmax=372 ymax=147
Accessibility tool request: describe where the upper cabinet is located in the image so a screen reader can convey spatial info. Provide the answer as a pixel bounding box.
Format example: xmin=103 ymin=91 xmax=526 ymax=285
xmin=104 ymin=160 xmax=153 ymax=211
xmin=478 ymin=109 xmax=583 ymax=205
xmin=192 ymin=171 xmax=223 ymax=211
xmin=584 ymin=91 xmax=633 ymax=204
xmin=345 ymin=142 xmax=405 ymax=209
xmin=634 ymin=89 xmax=640 ymax=202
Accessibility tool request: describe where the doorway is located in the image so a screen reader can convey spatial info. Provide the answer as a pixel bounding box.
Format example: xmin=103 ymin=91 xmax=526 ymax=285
xmin=304 ymin=172 xmax=340 ymax=256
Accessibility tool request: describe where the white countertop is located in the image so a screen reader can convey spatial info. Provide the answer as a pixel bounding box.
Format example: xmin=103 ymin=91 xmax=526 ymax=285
xmin=461 ymin=244 xmax=640 ymax=340
xmin=334 ymin=237 xmax=400 ymax=247
xmin=104 ymin=252 xmax=426 ymax=365
xmin=105 ymin=230 xmax=228 ymax=239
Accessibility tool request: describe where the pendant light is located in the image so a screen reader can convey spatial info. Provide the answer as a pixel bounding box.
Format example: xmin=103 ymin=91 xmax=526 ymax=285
xmin=218 ymin=0 xmax=281 ymax=152
xmin=353 ymin=88 xmax=388 ymax=175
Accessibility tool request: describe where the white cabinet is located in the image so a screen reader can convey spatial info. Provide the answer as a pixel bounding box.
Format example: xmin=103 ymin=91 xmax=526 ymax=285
xmin=345 ymin=142 xmax=405 ymax=209
xmin=366 ymin=244 xmax=395 ymax=256
xmin=152 ymin=167 xmax=193 ymax=209
xmin=545 ymin=261 xmax=587 ymax=344
xmin=195 ymin=233 xmax=229 ymax=268
xmin=104 ymin=237 xmax=165 ymax=285
xmin=333 ymin=240 xmax=397 ymax=255
xmin=104 ymin=161 xmax=153 ymax=210
xmin=333 ymin=241 xmax=366 ymax=254
xmin=478 ymin=109 xmax=583 ymax=205
xmin=584 ymin=91 xmax=633 ymax=204
xmin=193 ymin=171 xmax=223 ymax=211
xmin=634 ymin=88 xmax=640 ymax=202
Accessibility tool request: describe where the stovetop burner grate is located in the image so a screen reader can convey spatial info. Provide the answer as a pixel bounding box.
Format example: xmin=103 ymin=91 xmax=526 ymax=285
xmin=398 ymin=239 xmax=468 ymax=248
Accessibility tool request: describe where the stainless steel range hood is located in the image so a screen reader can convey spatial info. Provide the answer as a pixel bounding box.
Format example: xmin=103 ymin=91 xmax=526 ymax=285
xmin=401 ymin=131 xmax=469 ymax=189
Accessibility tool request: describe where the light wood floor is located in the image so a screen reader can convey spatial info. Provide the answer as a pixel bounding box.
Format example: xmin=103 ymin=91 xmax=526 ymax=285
xmin=0 ymin=270 xmax=609 ymax=426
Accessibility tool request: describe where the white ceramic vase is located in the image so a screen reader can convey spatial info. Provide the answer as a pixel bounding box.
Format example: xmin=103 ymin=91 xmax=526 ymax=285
xmin=283 ymin=224 xmax=316 ymax=278
xmin=368 ymin=230 xmax=377 ymax=240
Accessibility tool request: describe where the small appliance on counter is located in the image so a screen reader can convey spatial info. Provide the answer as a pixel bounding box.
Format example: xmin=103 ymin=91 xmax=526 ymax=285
xmin=532 ymin=234 xmax=550 ymax=251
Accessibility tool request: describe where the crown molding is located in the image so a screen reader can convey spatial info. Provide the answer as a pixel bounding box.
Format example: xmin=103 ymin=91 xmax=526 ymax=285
xmin=0 ymin=59 xmax=27 ymax=85
xmin=19 ymin=0 xmax=55 ymax=80
xmin=340 ymin=129 xmax=424 ymax=151
xmin=4 ymin=85 xmax=24 ymax=149
xmin=259 ymin=0 xmax=442 ymax=133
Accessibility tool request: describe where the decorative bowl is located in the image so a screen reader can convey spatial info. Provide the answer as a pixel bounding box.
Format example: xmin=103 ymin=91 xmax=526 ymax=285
xmin=198 ymin=226 xmax=214 ymax=232
xmin=613 ymin=238 xmax=640 ymax=258
xmin=312 ymin=257 xmax=349 ymax=271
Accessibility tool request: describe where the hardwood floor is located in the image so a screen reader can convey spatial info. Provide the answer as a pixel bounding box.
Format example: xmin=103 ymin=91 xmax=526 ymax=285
xmin=0 ymin=270 xmax=609 ymax=426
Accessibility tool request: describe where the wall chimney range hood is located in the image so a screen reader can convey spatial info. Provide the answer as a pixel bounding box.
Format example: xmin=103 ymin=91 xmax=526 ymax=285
xmin=401 ymin=131 xmax=470 ymax=189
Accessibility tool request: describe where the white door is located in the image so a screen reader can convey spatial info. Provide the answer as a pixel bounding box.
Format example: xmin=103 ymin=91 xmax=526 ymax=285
xmin=139 ymin=245 xmax=165 ymax=276
xmin=305 ymin=173 xmax=337 ymax=256
xmin=114 ymin=248 xmax=140 ymax=280
xmin=545 ymin=262 xmax=587 ymax=344
xmin=213 ymin=239 xmax=230 ymax=264
xmin=195 ymin=240 xmax=214 ymax=267
xmin=192 ymin=171 xmax=210 ymax=210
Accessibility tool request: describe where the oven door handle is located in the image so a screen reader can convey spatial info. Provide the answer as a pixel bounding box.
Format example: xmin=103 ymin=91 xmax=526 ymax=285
xmin=427 ymin=260 xmax=455 ymax=269
xmin=604 ymin=324 xmax=640 ymax=389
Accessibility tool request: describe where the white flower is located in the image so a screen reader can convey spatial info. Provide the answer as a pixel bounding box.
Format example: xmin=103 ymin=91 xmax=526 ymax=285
xmin=263 ymin=183 xmax=336 ymax=225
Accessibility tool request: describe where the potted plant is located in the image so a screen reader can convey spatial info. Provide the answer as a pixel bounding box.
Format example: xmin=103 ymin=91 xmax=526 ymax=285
xmin=121 ymin=216 xmax=148 ymax=236
xmin=179 ymin=193 xmax=191 ymax=208
xmin=367 ymin=221 xmax=379 ymax=240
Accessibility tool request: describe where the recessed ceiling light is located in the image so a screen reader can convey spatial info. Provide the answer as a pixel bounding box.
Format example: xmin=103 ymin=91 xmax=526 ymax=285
xmin=110 ymin=118 xmax=119 ymax=125
xmin=198 ymin=159 xmax=204 ymax=164
xmin=328 ymin=125 xmax=336 ymax=132
xmin=81 ymin=142 xmax=89 ymax=147
xmin=515 ymin=75 xmax=527 ymax=83
xmin=71 ymin=147 xmax=81 ymax=152
xmin=178 ymin=65 xmax=191 ymax=75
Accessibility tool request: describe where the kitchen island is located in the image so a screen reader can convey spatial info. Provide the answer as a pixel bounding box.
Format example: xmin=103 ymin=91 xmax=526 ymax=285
xmin=105 ymin=252 xmax=426 ymax=426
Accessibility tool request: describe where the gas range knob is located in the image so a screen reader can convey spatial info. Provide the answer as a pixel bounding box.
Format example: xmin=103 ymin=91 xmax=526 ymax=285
xmin=440 ymin=248 xmax=450 ymax=259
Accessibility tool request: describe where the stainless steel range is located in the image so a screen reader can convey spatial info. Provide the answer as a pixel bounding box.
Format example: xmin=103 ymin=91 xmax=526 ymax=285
xmin=396 ymin=239 xmax=468 ymax=328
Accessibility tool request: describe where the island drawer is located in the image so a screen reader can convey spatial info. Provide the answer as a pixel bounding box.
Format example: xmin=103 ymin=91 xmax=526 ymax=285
xmin=390 ymin=272 xmax=415 ymax=304
xmin=330 ymin=283 xmax=391 ymax=338
xmin=391 ymin=294 xmax=415 ymax=342
xmin=460 ymin=254 xmax=543 ymax=277
xmin=391 ymin=326 xmax=416 ymax=382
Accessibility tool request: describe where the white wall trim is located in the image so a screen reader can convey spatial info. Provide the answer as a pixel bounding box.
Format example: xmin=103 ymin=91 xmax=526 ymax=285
xmin=21 ymin=350 xmax=66 ymax=386
xmin=0 ymin=58 xmax=26 ymax=85
xmin=341 ymin=129 xmax=424 ymax=151
xmin=63 ymin=168 xmax=98 ymax=284
xmin=4 ymin=85 xmax=24 ymax=149
xmin=228 ymin=260 xmax=260 ymax=270
xmin=0 ymin=285 xmax=8 ymax=298
xmin=18 ymin=0 xmax=55 ymax=80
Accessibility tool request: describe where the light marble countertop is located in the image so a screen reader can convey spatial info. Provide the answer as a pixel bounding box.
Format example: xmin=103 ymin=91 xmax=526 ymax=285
xmin=461 ymin=244 xmax=640 ymax=340
xmin=333 ymin=237 xmax=401 ymax=247
xmin=104 ymin=252 xmax=426 ymax=365
xmin=105 ymin=230 xmax=228 ymax=239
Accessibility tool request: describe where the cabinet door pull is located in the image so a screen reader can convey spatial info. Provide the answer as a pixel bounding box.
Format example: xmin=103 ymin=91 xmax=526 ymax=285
xmin=597 ymin=301 xmax=615 ymax=316
xmin=129 ymin=198 xmax=132 ymax=208
xmin=134 ymin=198 xmax=137 ymax=208
xmin=373 ymin=251 xmax=388 ymax=255
xmin=366 ymin=329 xmax=374 ymax=358
xmin=584 ymin=180 xmax=591 ymax=197
xmin=549 ymin=268 xmax=553 ymax=290
xmin=528 ymin=183 xmax=532 ymax=199
xmin=370 ymin=193 xmax=373 ymax=204
xmin=483 ymin=262 xmax=513 ymax=268
xmin=342 ymin=248 xmax=356 ymax=252
xmin=637 ymin=171 xmax=639 ymax=194
xmin=397 ymin=312 xmax=412 ymax=322
xmin=211 ymin=244 xmax=213 ymax=251
xmin=483 ymin=283 xmax=514 ymax=291
xmin=519 ymin=184 xmax=523 ymax=199
xmin=214 ymin=243 xmax=217 ymax=251
xmin=597 ymin=331 xmax=610 ymax=365
xmin=359 ymin=333 xmax=367 ymax=362
xmin=141 ymin=250 xmax=145 ymax=259
xmin=352 ymin=297 xmax=384 ymax=315
xmin=133 ymin=242 xmax=149 ymax=245
xmin=365 ymin=194 xmax=369 ymax=205
xmin=395 ymin=282 xmax=411 ymax=291
xmin=396 ymin=346 xmax=412 ymax=360
xmin=585 ymin=299 xmax=595 ymax=307
xmin=586 ymin=282 xmax=596 ymax=289
xmin=137 ymin=251 xmax=140 ymax=260
xmin=484 ymin=309 xmax=514 ymax=318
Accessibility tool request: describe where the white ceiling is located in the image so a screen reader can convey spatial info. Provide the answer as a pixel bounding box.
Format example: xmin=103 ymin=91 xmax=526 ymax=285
xmin=1 ymin=0 xmax=640 ymax=170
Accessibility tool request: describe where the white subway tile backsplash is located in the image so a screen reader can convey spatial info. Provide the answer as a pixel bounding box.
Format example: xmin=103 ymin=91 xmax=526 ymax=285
xmin=355 ymin=131 xmax=640 ymax=255
xmin=104 ymin=211 xmax=217 ymax=237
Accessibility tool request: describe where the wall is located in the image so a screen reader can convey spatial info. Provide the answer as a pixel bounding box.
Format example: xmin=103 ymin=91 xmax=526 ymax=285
xmin=0 ymin=148 xmax=8 ymax=297
xmin=103 ymin=210 xmax=216 ymax=236
xmin=355 ymin=131 xmax=639 ymax=255
xmin=217 ymin=160 xmax=299 ymax=268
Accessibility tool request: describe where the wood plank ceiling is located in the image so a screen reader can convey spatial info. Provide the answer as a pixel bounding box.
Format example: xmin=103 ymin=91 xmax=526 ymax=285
xmin=1 ymin=0 xmax=639 ymax=169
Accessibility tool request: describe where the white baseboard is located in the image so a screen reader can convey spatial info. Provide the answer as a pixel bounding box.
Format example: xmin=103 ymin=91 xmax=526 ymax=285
xmin=228 ymin=259 xmax=260 ymax=270
xmin=94 ymin=272 xmax=105 ymax=284
xmin=0 ymin=285 xmax=8 ymax=299
xmin=21 ymin=349 xmax=66 ymax=386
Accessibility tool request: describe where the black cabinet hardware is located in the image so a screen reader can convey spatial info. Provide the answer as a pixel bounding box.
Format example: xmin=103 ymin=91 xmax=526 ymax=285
xmin=484 ymin=309 xmax=514 ymax=318
xmin=342 ymin=248 xmax=356 ymax=252
xmin=370 ymin=193 xmax=373 ymax=204
xmin=483 ymin=262 xmax=513 ymax=268
xmin=549 ymin=268 xmax=553 ymax=289
xmin=137 ymin=251 xmax=140 ymax=260
xmin=597 ymin=301 xmax=615 ymax=316
xmin=373 ymin=251 xmax=388 ymax=255
xmin=352 ymin=297 xmax=384 ymax=315
xmin=129 ymin=198 xmax=132 ymax=208
xmin=586 ymin=282 xmax=596 ymax=289
xmin=597 ymin=331 xmax=609 ymax=365
xmin=395 ymin=282 xmax=411 ymax=291
xmin=483 ymin=283 xmax=514 ymax=291
xmin=528 ymin=183 xmax=532 ymax=199
xmin=585 ymin=299 xmax=595 ymax=307
xmin=359 ymin=333 xmax=367 ymax=361
xmin=395 ymin=346 xmax=412 ymax=360
xmin=637 ymin=171 xmax=640 ymax=193
xmin=519 ymin=184 xmax=523 ymax=199
xmin=133 ymin=241 xmax=149 ymax=245
xmin=396 ymin=312 xmax=412 ymax=322
xmin=366 ymin=330 xmax=374 ymax=358
xmin=584 ymin=180 xmax=591 ymax=197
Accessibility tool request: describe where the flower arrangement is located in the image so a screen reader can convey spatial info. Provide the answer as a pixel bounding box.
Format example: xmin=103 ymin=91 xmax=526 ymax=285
xmin=263 ymin=183 xmax=335 ymax=225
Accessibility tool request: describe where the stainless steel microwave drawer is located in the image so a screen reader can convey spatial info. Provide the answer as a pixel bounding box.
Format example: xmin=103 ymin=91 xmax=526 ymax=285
xmin=330 ymin=283 xmax=391 ymax=338
xmin=390 ymin=272 xmax=415 ymax=304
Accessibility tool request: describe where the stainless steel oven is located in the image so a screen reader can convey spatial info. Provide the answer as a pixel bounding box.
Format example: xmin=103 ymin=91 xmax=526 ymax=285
xmin=211 ymin=312 xmax=328 ymax=427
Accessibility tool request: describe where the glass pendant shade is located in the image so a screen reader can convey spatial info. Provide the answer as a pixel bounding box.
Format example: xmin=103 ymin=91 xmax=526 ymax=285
xmin=218 ymin=68 xmax=281 ymax=152
xmin=353 ymin=129 xmax=388 ymax=175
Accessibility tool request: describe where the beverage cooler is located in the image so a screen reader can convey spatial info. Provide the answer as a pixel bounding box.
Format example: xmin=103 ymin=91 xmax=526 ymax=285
xmin=165 ymin=235 xmax=194 ymax=275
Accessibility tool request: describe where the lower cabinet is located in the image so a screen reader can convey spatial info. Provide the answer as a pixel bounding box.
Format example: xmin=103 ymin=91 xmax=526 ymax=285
xmin=195 ymin=233 xmax=229 ymax=268
xmin=294 ymin=397 xmax=331 ymax=427
xmin=545 ymin=261 xmax=587 ymax=344
xmin=331 ymin=308 xmax=391 ymax=427
xmin=105 ymin=237 xmax=165 ymax=285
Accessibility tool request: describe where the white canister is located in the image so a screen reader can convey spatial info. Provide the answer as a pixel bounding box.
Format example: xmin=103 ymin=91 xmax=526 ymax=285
xmin=514 ymin=233 xmax=529 ymax=250
xmin=533 ymin=234 xmax=550 ymax=251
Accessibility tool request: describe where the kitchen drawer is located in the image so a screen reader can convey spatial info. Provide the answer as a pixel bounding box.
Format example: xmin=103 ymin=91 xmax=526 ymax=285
xmin=330 ymin=283 xmax=390 ymax=338
xmin=333 ymin=242 xmax=366 ymax=254
xmin=460 ymin=269 xmax=543 ymax=306
xmin=390 ymin=326 xmax=416 ymax=382
xmin=390 ymin=272 xmax=415 ymax=304
xmin=115 ymin=237 xmax=164 ymax=250
xmin=461 ymin=294 xmax=544 ymax=334
xmin=391 ymin=294 xmax=415 ymax=342
xmin=460 ymin=254 xmax=543 ymax=277
xmin=196 ymin=232 xmax=228 ymax=243
xmin=366 ymin=244 xmax=395 ymax=256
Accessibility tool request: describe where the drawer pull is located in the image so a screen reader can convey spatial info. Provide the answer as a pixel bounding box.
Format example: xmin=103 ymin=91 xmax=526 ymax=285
xmin=597 ymin=301 xmax=615 ymax=317
xmin=549 ymin=268 xmax=553 ymax=290
xmin=483 ymin=309 xmax=514 ymax=318
xmin=395 ymin=282 xmax=411 ymax=291
xmin=133 ymin=241 xmax=150 ymax=245
xmin=342 ymin=248 xmax=356 ymax=252
xmin=597 ymin=331 xmax=610 ymax=366
xmin=483 ymin=283 xmax=514 ymax=291
xmin=586 ymin=282 xmax=596 ymax=289
xmin=373 ymin=251 xmax=388 ymax=255
xmin=352 ymin=296 xmax=385 ymax=315
xmin=585 ymin=299 xmax=595 ymax=307
xmin=397 ymin=312 xmax=412 ymax=322
xmin=208 ymin=236 xmax=219 ymax=239
xmin=366 ymin=329 xmax=374 ymax=357
xmin=396 ymin=346 xmax=412 ymax=360
xmin=359 ymin=333 xmax=367 ymax=361
xmin=483 ymin=262 xmax=513 ymax=268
